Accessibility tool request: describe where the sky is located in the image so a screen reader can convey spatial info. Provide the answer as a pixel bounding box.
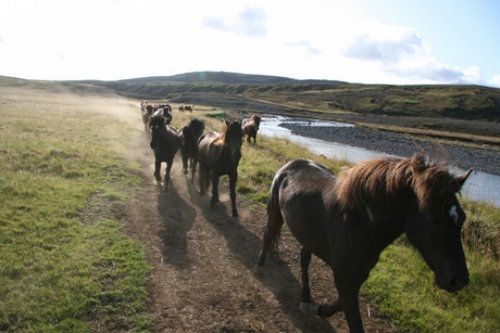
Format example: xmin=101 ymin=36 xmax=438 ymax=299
xmin=0 ymin=0 xmax=499 ymax=87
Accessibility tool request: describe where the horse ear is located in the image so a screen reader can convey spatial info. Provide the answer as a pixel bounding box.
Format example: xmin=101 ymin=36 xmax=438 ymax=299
xmin=410 ymin=154 xmax=426 ymax=174
xmin=224 ymin=119 xmax=230 ymax=127
xmin=454 ymin=168 xmax=473 ymax=192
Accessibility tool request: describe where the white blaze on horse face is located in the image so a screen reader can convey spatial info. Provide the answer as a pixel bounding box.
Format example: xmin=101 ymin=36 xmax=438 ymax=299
xmin=449 ymin=205 xmax=459 ymax=224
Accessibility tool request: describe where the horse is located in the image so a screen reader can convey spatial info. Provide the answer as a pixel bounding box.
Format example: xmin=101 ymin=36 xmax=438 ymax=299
xmin=149 ymin=111 xmax=179 ymax=189
xmin=184 ymin=105 xmax=193 ymax=112
xmin=197 ymin=119 xmax=243 ymax=217
xmin=178 ymin=118 xmax=205 ymax=181
xmin=242 ymin=115 xmax=261 ymax=143
xmin=148 ymin=107 xmax=172 ymax=127
xmin=179 ymin=105 xmax=185 ymax=112
xmin=142 ymin=104 xmax=154 ymax=130
xmin=257 ymin=154 xmax=472 ymax=333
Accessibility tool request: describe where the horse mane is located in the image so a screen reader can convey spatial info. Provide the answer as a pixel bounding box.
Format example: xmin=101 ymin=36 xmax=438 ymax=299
xmin=335 ymin=154 xmax=460 ymax=211
xmin=188 ymin=118 xmax=204 ymax=133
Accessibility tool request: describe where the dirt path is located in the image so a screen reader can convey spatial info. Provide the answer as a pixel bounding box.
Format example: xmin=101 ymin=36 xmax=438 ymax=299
xmin=121 ymin=134 xmax=398 ymax=333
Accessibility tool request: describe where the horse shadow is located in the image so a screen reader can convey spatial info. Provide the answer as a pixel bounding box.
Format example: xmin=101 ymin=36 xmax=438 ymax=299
xmin=187 ymin=178 xmax=336 ymax=333
xmin=156 ymin=182 xmax=197 ymax=268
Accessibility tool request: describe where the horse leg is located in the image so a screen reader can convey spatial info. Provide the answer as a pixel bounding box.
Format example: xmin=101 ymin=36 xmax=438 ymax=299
xmin=229 ymin=172 xmax=238 ymax=217
xmin=317 ymin=298 xmax=342 ymax=317
xmin=181 ymin=153 xmax=188 ymax=175
xmin=337 ymin=286 xmax=364 ymax=333
xmin=299 ymin=247 xmax=318 ymax=314
xmin=210 ymin=174 xmax=220 ymax=207
xmin=191 ymin=157 xmax=198 ymax=183
xmin=154 ymin=158 xmax=161 ymax=182
xmin=164 ymin=157 xmax=174 ymax=189
xmin=198 ymin=163 xmax=208 ymax=195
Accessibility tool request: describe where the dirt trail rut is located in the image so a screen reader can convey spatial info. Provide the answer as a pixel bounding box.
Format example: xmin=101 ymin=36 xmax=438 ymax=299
xmin=121 ymin=135 xmax=398 ymax=333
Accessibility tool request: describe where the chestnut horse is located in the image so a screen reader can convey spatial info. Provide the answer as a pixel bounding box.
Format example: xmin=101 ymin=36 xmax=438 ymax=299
xmin=257 ymin=155 xmax=472 ymax=333
xmin=149 ymin=113 xmax=179 ymax=189
xmin=197 ymin=119 xmax=243 ymax=217
xmin=178 ymin=118 xmax=205 ymax=181
xmin=242 ymin=115 xmax=261 ymax=143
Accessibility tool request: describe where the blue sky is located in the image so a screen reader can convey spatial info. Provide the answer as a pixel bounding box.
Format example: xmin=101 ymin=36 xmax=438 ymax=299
xmin=0 ymin=0 xmax=498 ymax=87
xmin=360 ymin=0 xmax=500 ymax=81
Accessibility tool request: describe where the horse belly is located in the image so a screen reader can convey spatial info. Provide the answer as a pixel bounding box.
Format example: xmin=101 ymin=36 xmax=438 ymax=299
xmin=282 ymin=193 xmax=331 ymax=262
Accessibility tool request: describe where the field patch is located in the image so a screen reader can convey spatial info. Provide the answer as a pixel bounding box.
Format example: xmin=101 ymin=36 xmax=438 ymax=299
xmin=0 ymin=87 xmax=151 ymax=332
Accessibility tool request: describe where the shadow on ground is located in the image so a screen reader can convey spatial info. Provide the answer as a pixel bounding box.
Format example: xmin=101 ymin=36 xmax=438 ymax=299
xmin=185 ymin=177 xmax=337 ymax=333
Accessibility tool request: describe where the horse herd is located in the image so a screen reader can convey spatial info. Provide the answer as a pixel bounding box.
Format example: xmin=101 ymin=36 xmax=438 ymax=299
xmin=142 ymin=101 xmax=262 ymax=217
xmin=140 ymin=101 xmax=473 ymax=333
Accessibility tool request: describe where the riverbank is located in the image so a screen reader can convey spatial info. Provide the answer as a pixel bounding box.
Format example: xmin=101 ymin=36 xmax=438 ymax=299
xmin=280 ymin=120 xmax=500 ymax=175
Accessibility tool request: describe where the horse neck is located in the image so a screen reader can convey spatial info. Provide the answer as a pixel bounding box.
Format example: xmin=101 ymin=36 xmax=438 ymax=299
xmin=334 ymin=161 xmax=417 ymax=250
xmin=220 ymin=134 xmax=241 ymax=164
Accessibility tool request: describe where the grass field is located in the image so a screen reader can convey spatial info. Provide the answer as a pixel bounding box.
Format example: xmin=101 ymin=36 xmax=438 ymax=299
xmin=0 ymin=85 xmax=151 ymax=332
xmin=1 ymin=80 xmax=499 ymax=332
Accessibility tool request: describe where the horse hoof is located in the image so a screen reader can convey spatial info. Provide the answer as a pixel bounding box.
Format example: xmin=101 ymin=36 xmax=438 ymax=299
xmin=254 ymin=263 xmax=265 ymax=274
xmin=300 ymin=302 xmax=319 ymax=316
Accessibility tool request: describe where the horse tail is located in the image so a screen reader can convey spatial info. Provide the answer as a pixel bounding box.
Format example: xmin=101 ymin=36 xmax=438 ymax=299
xmin=266 ymin=171 xmax=287 ymax=254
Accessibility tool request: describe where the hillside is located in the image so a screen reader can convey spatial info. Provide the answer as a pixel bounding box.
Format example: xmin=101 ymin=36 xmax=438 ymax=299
xmin=3 ymin=72 xmax=500 ymax=138
xmin=63 ymin=71 xmax=500 ymax=123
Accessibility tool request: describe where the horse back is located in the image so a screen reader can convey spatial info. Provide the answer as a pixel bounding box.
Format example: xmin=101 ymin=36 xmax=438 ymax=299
xmin=274 ymin=160 xmax=337 ymax=262
xmin=197 ymin=132 xmax=221 ymax=164
xmin=155 ymin=125 xmax=179 ymax=160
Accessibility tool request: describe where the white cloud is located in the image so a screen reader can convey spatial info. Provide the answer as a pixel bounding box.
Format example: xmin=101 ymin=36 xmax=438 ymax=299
xmin=202 ymin=6 xmax=267 ymax=37
xmin=489 ymin=74 xmax=500 ymax=87
xmin=343 ymin=30 xmax=422 ymax=63
xmin=340 ymin=25 xmax=487 ymax=85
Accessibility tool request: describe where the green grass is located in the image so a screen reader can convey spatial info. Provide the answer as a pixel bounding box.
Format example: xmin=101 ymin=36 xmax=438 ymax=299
xmin=363 ymin=245 xmax=500 ymax=333
xmin=0 ymin=88 xmax=151 ymax=332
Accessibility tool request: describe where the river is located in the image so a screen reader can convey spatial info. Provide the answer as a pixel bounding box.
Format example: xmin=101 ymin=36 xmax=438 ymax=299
xmin=259 ymin=116 xmax=500 ymax=207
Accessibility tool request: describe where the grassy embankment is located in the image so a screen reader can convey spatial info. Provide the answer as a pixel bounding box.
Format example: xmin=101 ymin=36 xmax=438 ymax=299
xmin=0 ymin=85 xmax=151 ymax=332
xmin=175 ymin=108 xmax=499 ymax=333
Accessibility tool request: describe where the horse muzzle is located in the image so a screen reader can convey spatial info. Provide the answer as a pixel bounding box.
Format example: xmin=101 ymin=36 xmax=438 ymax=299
xmin=435 ymin=271 xmax=469 ymax=293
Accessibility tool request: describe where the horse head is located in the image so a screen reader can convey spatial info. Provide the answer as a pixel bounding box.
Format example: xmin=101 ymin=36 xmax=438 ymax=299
xmin=189 ymin=119 xmax=205 ymax=142
xmin=149 ymin=114 xmax=165 ymax=150
xmin=223 ymin=119 xmax=243 ymax=163
xmin=404 ymin=155 xmax=472 ymax=292
xmin=252 ymin=115 xmax=262 ymax=129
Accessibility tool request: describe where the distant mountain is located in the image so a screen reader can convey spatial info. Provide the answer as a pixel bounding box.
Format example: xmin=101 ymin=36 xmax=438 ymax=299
xmin=121 ymin=71 xmax=297 ymax=85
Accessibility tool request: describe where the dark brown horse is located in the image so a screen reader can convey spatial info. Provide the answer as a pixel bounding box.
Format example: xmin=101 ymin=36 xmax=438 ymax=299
xmin=257 ymin=155 xmax=472 ymax=333
xmin=178 ymin=118 xmax=205 ymax=181
xmin=149 ymin=113 xmax=179 ymax=189
xmin=197 ymin=119 xmax=243 ymax=217
xmin=242 ymin=115 xmax=261 ymax=143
